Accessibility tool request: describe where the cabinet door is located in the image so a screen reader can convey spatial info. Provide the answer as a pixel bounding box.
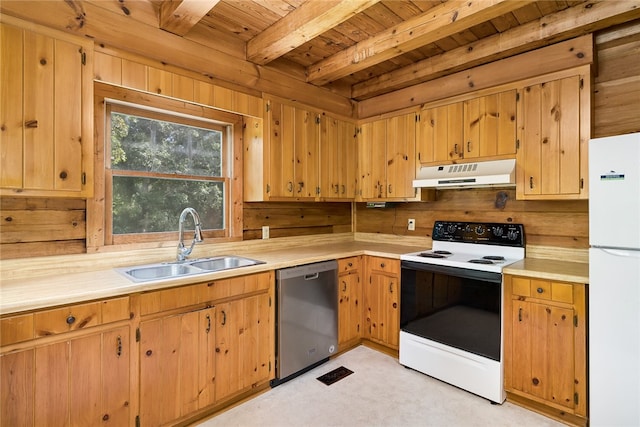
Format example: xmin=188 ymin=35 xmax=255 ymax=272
xmin=417 ymin=102 xmax=463 ymax=165
xmin=509 ymin=299 xmax=576 ymax=410
xmin=517 ymin=76 xmax=582 ymax=198
xmin=267 ymin=100 xmax=295 ymax=197
xmin=1 ymin=326 xmax=130 ymax=427
xmin=338 ymin=271 xmax=362 ymax=346
xmin=358 ymin=119 xmax=386 ymax=199
xmin=386 ymin=113 xmax=416 ymax=198
xmin=139 ymin=307 xmax=215 ymax=426
xmin=0 ymin=21 xmax=90 ymax=196
xmin=294 ymin=108 xmax=320 ymax=198
xmin=365 ymin=271 xmax=400 ymax=349
xmin=464 ymin=90 xmax=517 ymax=159
xmin=320 ymin=116 xmax=356 ymax=199
xmin=215 ymin=293 xmax=272 ymax=402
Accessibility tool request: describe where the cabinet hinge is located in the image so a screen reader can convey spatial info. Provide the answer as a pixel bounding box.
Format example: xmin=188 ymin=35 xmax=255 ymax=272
xmin=266 ymin=102 xmax=270 ymax=113
xmin=81 ymin=172 xmax=86 ymax=185
xmin=580 ymin=178 xmax=584 ymax=189
xmin=269 ymin=361 xmax=271 ymax=372
xmin=415 ymin=114 xmax=419 ymax=123
xmin=269 ymin=296 xmax=272 ymax=307
xmin=418 ymin=152 xmax=421 ymax=161
xmin=516 ymin=92 xmax=520 ymax=102
xmin=266 ymin=184 xmax=271 ymax=194
xmin=136 ymin=328 xmax=140 ymax=342
xmin=574 ymin=315 xmax=578 ymax=327
xmin=516 ymin=139 xmax=520 ymax=150
xmin=135 ymin=415 xmax=140 ymax=427
xmin=316 ymin=187 xmax=321 ymax=195
xmin=315 ymin=115 xmax=321 ymax=125
xmin=580 ymin=78 xmax=584 ymax=90
xmin=81 ymin=51 xmax=86 ymax=66
xmin=574 ymin=392 xmax=579 ymax=405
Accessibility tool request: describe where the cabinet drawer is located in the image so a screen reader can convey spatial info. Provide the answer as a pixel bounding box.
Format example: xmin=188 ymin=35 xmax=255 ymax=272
xmin=511 ymin=277 xmax=574 ymax=304
xmin=338 ymin=257 xmax=359 ymax=274
xmin=35 ymin=302 xmax=101 ymax=337
xmin=1 ymin=313 xmax=34 ymax=346
xmin=368 ymin=256 xmax=399 ymax=274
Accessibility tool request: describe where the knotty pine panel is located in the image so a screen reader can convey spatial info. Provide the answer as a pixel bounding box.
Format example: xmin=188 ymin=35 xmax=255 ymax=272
xmin=243 ymin=202 xmax=352 ymax=240
xmin=1 ymin=198 xmax=86 ymax=259
xmin=355 ymin=188 xmax=588 ymax=249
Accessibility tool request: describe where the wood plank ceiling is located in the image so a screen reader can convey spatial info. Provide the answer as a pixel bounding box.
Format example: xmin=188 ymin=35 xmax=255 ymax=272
xmin=3 ymin=0 xmax=639 ymax=108
xmin=151 ymin=0 xmax=638 ymax=101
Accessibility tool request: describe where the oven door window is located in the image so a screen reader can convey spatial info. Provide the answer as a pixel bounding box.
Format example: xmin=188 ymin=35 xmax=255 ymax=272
xmin=401 ymin=261 xmax=502 ymax=361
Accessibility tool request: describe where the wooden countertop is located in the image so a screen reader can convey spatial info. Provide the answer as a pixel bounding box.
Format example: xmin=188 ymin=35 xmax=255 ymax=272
xmin=0 ymin=237 xmax=423 ymax=315
xmin=1 ymin=233 xmax=589 ymax=315
xmin=503 ymin=258 xmax=589 ymax=284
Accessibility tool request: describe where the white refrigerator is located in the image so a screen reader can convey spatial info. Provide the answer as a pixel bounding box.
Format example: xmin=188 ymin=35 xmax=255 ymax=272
xmin=589 ymin=132 xmax=640 ymax=426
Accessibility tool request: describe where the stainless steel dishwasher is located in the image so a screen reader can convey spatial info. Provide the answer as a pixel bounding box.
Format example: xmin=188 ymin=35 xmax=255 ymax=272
xmin=272 ymin=260 xmax=338 ymax=386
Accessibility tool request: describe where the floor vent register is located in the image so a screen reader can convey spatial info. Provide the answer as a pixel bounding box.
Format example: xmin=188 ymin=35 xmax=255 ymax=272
xmin=316 ymin=366 xmax=353 ymax=386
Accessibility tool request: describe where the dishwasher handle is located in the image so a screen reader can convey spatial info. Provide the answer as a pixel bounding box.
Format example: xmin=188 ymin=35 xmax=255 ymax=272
xmin=304 ymin=272 xmax=319 ymax=280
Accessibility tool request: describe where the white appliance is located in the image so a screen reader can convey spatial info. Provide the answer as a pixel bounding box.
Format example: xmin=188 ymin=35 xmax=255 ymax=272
xmin=413 ymin=158 xmax=516 ymax=189
xmin=400 ymin=221 xmax=525 ymax=403
xmin=589 ymin=132 xmax=640 ymax=426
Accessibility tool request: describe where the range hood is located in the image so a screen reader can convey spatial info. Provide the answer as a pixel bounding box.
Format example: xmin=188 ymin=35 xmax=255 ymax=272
xmin=413 ymin=159 xmax=516 ymax=189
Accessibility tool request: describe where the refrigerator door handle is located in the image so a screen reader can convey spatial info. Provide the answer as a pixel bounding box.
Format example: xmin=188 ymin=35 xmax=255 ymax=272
xmin=594 ymin=248 xmax=640 ymax=258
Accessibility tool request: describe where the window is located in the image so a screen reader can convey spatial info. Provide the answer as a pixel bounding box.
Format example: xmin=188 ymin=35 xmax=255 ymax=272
xmin=91 ymin=84 xmax=243 ymax=248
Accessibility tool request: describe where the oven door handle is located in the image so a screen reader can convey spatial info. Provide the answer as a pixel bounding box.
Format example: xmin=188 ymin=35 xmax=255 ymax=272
xmin=400 ymin=260 xmax=502 ymax=283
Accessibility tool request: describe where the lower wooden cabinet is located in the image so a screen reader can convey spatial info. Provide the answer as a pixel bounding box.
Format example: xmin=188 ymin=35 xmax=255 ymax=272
xmin=503 ymin=274 xmax=587 ymax=425
xmin=139 ymin=307 xmax=215 ymax=426
xmin=1 ymin=325 xmax=130 ymax=427
xmin=364 ymin=257 xmax=400 ymax=350
xmin=337 ymin=256 xmax=362 ymax=349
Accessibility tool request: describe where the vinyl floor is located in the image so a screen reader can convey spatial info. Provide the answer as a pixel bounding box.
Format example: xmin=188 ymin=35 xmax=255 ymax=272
xmin=195 ymin=345 xmax=563 ymax=427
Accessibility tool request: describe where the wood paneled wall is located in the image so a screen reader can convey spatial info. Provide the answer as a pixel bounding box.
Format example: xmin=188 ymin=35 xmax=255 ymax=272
xmin=355 ymin=189 xmax=589 ymax=249
xmin=3 ymin=22 xmax=639 ymax=260
xmin=1 ymin=198 xmax=86 ymax=259
xmin=243 ymin=202 xmax=352 ymax=240
xmin=593 ymin=20 xmax=640 ymax=137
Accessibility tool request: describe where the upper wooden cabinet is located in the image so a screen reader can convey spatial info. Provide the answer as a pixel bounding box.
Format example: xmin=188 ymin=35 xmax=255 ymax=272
xmin=244 ymin=98 xmax=357 ymax=201
xmin=358 ymin=112 xmax=417 ymax=200
xmin=516 ymin=68 xmax=590 ymax=200
xmin=320 ymin=115 xmax=357 ymax=199
xmin=0 ymin=18 xmax=93 ymax=198
xmin=417 ymin=90 xmax=516 ymax=166
xmin=463 ymin=90 xmax=517 ymax=159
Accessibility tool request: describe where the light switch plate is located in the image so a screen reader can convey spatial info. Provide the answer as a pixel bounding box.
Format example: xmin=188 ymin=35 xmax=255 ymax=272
xmin=408 ymin=219 xmax=415 ymax=231
xmin=262 ymin=226 xmax=270 ymax=239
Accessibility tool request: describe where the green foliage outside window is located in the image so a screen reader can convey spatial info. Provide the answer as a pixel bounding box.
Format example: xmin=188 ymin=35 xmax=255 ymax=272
xmin=110 ymin=110 xmax=225 ymax=234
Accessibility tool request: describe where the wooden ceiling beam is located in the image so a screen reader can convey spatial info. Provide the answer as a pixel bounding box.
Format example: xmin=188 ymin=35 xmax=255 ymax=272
xmin=306 ymin=0 xmax=536 ymax=86
xmin=246 ymin=0 xmax=381 ymax=65
xmin=352 ymin=0 xmax=640 ymax=100
xmin=159 ymin=0 xmax=220 ymax=36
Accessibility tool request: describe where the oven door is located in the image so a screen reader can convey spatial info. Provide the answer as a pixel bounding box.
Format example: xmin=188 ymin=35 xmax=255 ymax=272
xmin=400 ymin=260 xmax=502 ymax=361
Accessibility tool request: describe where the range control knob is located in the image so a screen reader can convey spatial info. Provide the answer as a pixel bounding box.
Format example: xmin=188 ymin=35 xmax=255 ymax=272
xmin=507 ymin=230 xmax=519 ymax=240
xmin=447 ymin=224 xmax=457 ymax=233
xmin=493 ymin=227 xmax=504 ymax=237
xmin=475 ymin=225 xmax=485 ymax=235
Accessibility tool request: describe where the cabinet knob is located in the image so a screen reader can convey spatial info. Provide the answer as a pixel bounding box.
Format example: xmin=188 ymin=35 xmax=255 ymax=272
xmin=102 ymin=414 xmax=110 ymax=421
xmin=59 ymin=171 xmax=68 ymax=180
xmin=66 ymin=315 xmax=76 ymax=325
xmin=536 ymin=287 xmax=544 ymax=294
xmin=529 ymin=176 xmax=534 ymax=189
xmin=146 ymin=350 xmax=153 ymax=357
xmin=347 ymin=262 xmax=353 ymax=267
xmin=532 ymin=377 xmax=540 ymax=386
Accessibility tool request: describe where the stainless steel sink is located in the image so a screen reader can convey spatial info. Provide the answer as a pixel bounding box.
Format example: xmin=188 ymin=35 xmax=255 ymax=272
xmin=123 ymin=263 xmax=203 ymax=281
xmin=190 ymin=256 xmax=262 ymax=271
xmin=117 ymin=256 xmax=265 ymax=282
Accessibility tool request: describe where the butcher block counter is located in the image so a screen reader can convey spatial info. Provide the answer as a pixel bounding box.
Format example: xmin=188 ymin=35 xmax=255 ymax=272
xmin=503 ymin=258 xmax=589 ymax=284
xmin=0 ymin=233 xmax=589 ymax=315
xmin=0 ymin=233 xmax=425 ymax=315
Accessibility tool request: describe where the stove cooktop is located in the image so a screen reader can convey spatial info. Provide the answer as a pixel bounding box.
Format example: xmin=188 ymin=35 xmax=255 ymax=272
xmin=401 ymin=221 xmax=525 ymax=273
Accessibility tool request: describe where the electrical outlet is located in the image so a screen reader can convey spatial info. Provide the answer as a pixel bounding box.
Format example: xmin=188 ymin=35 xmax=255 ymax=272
xmin=262 ymin=226 xmax=270 ymax=239
xmin=408 ymin=218 xmax=416 ymax=231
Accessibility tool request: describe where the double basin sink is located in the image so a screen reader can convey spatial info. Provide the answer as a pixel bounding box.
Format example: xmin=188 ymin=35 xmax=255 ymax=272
xmin=118 ymin=255 xmax=265 ymax=282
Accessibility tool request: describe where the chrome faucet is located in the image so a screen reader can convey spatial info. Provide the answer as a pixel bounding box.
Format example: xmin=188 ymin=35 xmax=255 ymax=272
xmin=176 ymin=207 xmax=204 ymax=262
